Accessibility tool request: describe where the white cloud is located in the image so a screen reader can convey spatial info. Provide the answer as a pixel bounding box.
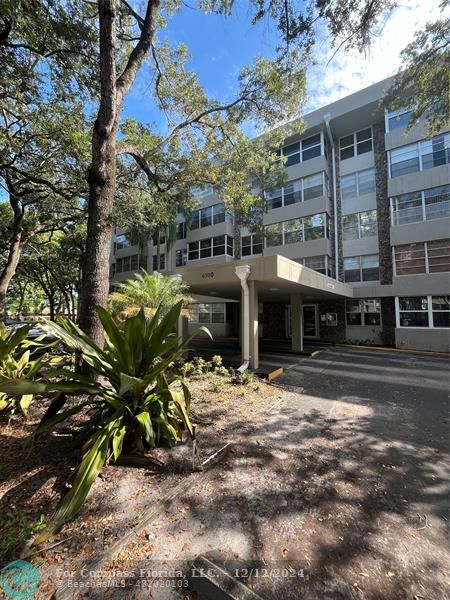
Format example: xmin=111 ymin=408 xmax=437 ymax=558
xmin=305 ymin=0 xmax=445 ymax=112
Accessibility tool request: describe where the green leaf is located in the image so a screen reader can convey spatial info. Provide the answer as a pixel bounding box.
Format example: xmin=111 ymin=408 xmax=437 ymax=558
xmin=169 ymin=389 xmax=193 ymax=438
xmin=112 ymin=425 xmax=126 ymax=461
xmin=135 ymin=411 xmax=155 ymax=446
xmin=119 ymin=373 xmax=144 ymax=397
xmin=36 ymin=419 xmax=119 ymax=542
xmin=19 ymin=394 xmax=33 ymax=414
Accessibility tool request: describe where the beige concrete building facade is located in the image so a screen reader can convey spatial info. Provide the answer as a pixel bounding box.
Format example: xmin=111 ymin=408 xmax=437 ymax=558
xmin=111 ymin=77 xmax=450 ymax=360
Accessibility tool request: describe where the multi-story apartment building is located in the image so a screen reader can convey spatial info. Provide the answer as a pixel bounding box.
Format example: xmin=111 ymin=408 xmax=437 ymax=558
xmin=111 ymin=77 xmax=450 ymax=365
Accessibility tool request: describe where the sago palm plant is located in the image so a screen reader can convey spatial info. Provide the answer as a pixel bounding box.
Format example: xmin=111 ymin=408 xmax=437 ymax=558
xmin=0 ymin=302 xmax=209 ymax=541
xmin=109 ymin=270 xmax=191 ymax=323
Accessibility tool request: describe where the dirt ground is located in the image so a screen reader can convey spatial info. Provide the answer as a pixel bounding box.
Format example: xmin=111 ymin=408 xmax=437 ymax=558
xmin=1 ymin=347 xmax=449 ymax=599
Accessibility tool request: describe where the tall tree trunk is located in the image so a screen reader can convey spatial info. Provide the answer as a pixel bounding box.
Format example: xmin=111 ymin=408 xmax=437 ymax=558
xmin=78 ymin=0 xmax=159 ymax=345
xmin=0 ymin=196 xmax=24 ymax=321
xmin=78 ymin=0 xmax=119 ymax=345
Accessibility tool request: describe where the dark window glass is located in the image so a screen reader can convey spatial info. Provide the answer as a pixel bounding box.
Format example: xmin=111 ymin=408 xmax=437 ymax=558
xmin=365 ymin=313 xmax=381 ymax=325
xmin=362 ymin=255 xmax=379 ymax=281
xmin=200 ymin=206 xmax=212 ymax=228
xmin=433 ymin=312 xmax=450 ymax=327
xmin=356 ymin=128 xmax=372 ymax=155
xmin=344 ymin=257 xmax=360 ymax=282
xmin=188 ymin=242 xmax=199 ymax=261
xmin=347 ymin=312 xmax=362 ymax=325
xmin=190 ymin=212 xmax=200 ymax=230
xmin=399 ymin=312 xmax=429 ymax=327
xmin=212 ymin=235 xmax=225 ymax=256
xmin=176 ymin=222 xmax=186 ymax=240
xmin=213 ymin=204 xmax=225 ymax=224
xmin=267 ymin=190 xmax=283 ymax=210
xmin=199 ymin=238 xmax=211 ymax=258
xmin=302 ymin=135 xmax=321 ymax=161
xmin=399 ymin=297 xmax=428 ymax=311
xmin=226 ymin=236 xmax=234 ymax=256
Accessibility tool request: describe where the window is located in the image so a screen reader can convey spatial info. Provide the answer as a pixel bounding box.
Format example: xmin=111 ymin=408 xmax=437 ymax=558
xmin=389 ymin=134 xmax=450 ymax=178
xmin=397 ymin=296 xmax=450 ymax=328
xmin=283 ymin=142 xmax=300 ymax=166
xmin=342 ymin=210 xmax=377 ymax=240
xmin=424 ymin=185 xmax=450 ymax=221
xmin=391 ymin=185 xmax=450 ymax=226
xmin=190 ymin=203 xmax=228 ymax=230
xmin=241 ymin=234 xmax=263 ymax=256
xmin=339 ymin=128 xmax=373 ymax=160
xmin=344 ymin=255 xmax=379 ymax=282
xmin=200 ymin=238 xmax=212 ymax=258
xmin=176 ymin=222 xmax=187 ymax=240
xmin=394 ymin=243 xmax=425 ymax=275
xmin=200 ymin=206 xmax=212 ymax=228
xmin=394 ymin=239 xmax=450 ymax=275
xmin=284 ymin=218 xmax=303 ymax=244
xmin=265 ymin=222 xmax=284 ymax=247
xmin=304 ymin=214 xmax=325 ymax=240
xmin=387 ymin=108 xmax=413 ymax=132
xmin=346 ymin=299 xmax=381 ymax=326
xmin=265 ymin=214 xmax=327 ymax=247
xmin=277 ymin=134 xmax=323 ymax=166
xmin=188 ymin=235 xmax=234 ymax=261
xmin=266 ymin=172 xmax=327 ymax=210
xmin=301 ymin=134 xmax=321 ymax=161
xmin=152 ymin=253 xmax=165 ymax=271
xmin=389 ymin=144 xmax=420 ymax=177
xmin=432 ymin=296 xmax=450 ymax=327
xmin=115 ymin=233 xmax=136 ymax=251
xmin=190 ymin=303 xmax=225 ymax=324
xmin=427 ymin=239 xmax=450 ymax=273
xmin=341 ymin=168 xmax=375 ymax=200
xmin=303 ymin=173 xmax=324 ymax=201
xmin=152 ymin=231 xmax=166 ymax=245
xmin=302 ymin=256 xmax=327 ymax=275
xmin=175 ymin=249 xmax=187 ymax=267
xmin=398 ymin=297 xmax=429 ymax=327
xmin=115 ymin=254 xmax=143 ymax=273
xmin=191 ymin=184 xmax=213 ymax=198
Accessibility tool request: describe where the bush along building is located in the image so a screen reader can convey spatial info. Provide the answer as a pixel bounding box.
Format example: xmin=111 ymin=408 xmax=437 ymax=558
xmin=111 ymin=77 xmax=450 ymax=365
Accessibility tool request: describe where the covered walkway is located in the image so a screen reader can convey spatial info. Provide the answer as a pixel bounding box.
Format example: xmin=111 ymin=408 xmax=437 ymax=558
xmin=176 ymin=255 xmax=353 ymax=370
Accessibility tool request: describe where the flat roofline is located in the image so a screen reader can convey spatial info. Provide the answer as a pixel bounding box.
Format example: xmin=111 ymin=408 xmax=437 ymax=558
xmin=172 ymin=254 xmax=354 ymax=300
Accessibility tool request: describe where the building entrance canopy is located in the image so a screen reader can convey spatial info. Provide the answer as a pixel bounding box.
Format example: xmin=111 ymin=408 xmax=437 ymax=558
xmin=175 ymin=255 xmax=354 ymax=370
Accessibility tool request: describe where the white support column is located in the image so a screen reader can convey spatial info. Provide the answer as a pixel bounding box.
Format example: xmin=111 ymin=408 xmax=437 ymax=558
xmin=249 ymin=280 xmax=259 ymax=370
xmin=235 ymin=265 xmax=251 ymax=372
xmin=290 ymin=293 xmax=304 ymax=352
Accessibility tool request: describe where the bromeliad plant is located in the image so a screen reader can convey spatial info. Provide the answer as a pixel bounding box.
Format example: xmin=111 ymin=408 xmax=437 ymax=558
xmin=0 ymin=323 xmax=47 ymax=416
xmin=0 ymin=301 xmax=210 ymax=541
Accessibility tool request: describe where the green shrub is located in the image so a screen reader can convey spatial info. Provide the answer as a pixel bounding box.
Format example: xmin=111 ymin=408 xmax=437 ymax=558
xmin=0 ymin=302 xmax=209 ymax=540
xmin=0 ymin=323 xmax=47 ymax=417
xmin=181 ymin=354 xmax=230 ymax=379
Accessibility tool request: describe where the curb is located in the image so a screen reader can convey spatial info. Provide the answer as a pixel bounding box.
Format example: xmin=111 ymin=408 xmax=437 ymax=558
xmin=336 ymin=343 xmax=449 ymax=358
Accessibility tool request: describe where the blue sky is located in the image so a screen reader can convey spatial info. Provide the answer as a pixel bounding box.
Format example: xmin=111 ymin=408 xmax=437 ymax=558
xmin=123 ymin=0 xmax=444 ymax=131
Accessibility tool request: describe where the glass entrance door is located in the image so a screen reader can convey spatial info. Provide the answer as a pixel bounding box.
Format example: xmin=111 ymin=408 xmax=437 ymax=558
xmin=303 ymin=304 xmax=318 ymax=338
